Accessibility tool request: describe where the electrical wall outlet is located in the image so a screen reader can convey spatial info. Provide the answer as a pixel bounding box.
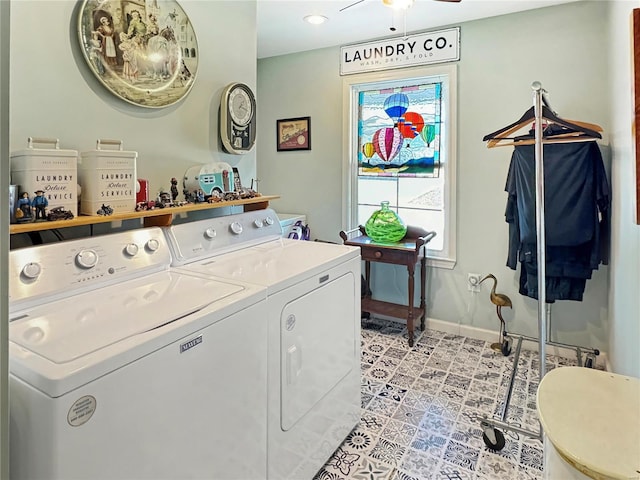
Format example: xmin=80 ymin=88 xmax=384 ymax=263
xmin=467 ymin=273 xmax=482 ymax=292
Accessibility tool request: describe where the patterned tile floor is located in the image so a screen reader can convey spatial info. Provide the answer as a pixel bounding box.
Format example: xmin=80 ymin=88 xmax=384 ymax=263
xmin=315 ymin=318 xmax=581 ymax=480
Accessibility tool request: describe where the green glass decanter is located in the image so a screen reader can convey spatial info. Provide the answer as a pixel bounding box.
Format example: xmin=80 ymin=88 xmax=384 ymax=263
xmin=365 ymin=201 xmax=407 ymax=243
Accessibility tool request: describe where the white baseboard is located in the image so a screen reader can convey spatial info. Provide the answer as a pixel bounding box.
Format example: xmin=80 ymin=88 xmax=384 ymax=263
xmin=369 ymin=314 xmax=609 ymax=370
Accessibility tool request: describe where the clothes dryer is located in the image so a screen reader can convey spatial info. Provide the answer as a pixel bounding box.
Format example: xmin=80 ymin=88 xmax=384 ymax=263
xmin=9 ymin=228 xmax=268 ymax=480
xmin=164 ymin=209 xmax=361 ymax=480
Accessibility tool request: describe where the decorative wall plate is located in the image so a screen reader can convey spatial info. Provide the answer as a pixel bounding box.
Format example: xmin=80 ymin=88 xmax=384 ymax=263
xmin=77 ymin=0 xmax=198 ymax=108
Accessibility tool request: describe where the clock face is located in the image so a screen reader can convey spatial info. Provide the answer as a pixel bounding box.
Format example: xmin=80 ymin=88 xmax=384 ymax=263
xmin=229 ymin=87 xmax=253 ymax=126
xmin=220 ymin=82 xmax=256 ymax=154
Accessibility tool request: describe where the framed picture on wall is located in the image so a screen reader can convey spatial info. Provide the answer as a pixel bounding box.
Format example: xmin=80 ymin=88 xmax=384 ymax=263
xmin=276 ymin=117 xmax=311 ymax=151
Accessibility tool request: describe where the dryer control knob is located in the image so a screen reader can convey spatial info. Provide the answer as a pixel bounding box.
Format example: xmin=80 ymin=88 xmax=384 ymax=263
xmin=264 ymin=216 xmax=275 ymax=226
xmin=253 ymin=219 xmax=264 ymax=228
xmin=204 ymin=228 xmax=216 ymax=239
xmin=146 ymin=238 xmax=160 ymax=252
xmin=21 ymin=262 xmax=42 ymax=279
xmin=230 ymin=222 xmax=243 ymax=235
xmin=124 ymin=243 xmax=139 ymax=257
xmin=76 ymin=249 xmax=98 ymax=269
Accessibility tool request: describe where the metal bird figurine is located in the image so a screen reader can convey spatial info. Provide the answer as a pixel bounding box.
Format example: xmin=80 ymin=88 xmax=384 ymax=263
xmin=479 ymin=274 xmax=512 ymax=353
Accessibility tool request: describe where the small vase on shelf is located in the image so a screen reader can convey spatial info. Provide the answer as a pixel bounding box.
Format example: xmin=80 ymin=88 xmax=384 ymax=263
xmin=365 ymin=201 xmax=407 ymax=243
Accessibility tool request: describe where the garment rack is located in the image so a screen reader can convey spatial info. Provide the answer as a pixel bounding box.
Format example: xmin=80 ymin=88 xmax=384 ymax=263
xmin=479 ymin=82 xmax=600 ymax=451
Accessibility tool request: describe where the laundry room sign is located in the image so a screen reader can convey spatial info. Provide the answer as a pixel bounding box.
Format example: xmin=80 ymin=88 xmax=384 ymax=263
xmin=340 ymin=27 xmax=460 ymax=75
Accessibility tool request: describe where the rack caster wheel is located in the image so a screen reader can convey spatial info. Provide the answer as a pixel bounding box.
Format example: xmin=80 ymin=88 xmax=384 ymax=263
xmin=585 ymin=353 xmax=596 ymax=369
xmin=481 ymin=422 xmax=506 ymax=451
xmin=501 ymin=336 xmax=512 ymax=357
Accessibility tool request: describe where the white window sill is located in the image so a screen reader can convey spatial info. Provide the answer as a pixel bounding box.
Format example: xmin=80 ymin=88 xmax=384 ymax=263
xmin=426 ymin=256 xmax=456 ymax=270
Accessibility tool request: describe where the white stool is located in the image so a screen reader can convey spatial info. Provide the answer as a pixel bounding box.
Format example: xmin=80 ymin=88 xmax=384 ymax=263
xmin=537 ymin=366 xmax=640 ymax=479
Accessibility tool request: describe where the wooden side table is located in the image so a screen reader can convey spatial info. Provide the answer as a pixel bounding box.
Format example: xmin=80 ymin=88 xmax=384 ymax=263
xmin=340 ymin=226 xmax=436 ymax=347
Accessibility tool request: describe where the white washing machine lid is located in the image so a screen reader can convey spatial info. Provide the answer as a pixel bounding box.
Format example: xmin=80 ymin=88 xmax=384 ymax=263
xmin=177 ymin=238 xmax=360 ymax=293
xmin=537 ymin=366 xmax=640 ymax=480
xmin=10 ymin=270 xmax=263 ymax=397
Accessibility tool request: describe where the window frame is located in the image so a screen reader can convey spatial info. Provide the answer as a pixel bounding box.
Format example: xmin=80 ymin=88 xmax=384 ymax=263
xmin=341 ymin=64 xmax=457 ymax=269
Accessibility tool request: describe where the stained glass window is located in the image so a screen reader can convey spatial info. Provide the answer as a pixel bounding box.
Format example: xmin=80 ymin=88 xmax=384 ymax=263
xmin=358 ymin=82 xmax=442 ymax=179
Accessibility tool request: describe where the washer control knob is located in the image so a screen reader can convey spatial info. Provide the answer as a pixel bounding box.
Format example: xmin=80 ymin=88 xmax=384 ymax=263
xmin=21 ymin=262 xmax=42 ymax=279
xmin=76 ymin=249 xmax=98 ymax=269
xmin=264 ymin=216 xmax=275 ymax=226
xmin=146 ymin=238 xmax=160 ymax=252
xmin=230 ymin=222 xmax=243 ymax=235
xmin=253 ymin=219 xmax=264 ymax=228
xmin=124 ymin=243 xmax=139 ymax=257
xmin=204 ymin=228 xmax=216 ymax=239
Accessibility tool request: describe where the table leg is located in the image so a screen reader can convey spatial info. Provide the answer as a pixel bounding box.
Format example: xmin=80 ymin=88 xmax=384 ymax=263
xmin=363 ymin=260 xmax=371 ymax=319
xmin=420 ymin=256 xmax=426 ymax=331
xmin=407 ymin=263 xmax=415 ymax=347
xmin=365 ymin=261 xmax=371 ymax=299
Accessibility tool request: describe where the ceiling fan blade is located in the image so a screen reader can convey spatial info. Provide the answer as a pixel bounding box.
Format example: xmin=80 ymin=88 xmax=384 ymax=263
xmin=433 ymin=0 xmax=462 ymax=2
xmin=340 ymin=0 xmax=366 ymax=12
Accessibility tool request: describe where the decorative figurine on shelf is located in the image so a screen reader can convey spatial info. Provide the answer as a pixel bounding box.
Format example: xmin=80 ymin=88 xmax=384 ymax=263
xmin=31 ymin=190 xmax=48 ymax=221
xmin=170 ymin=177 xmax=179 ymax=201
xmin=157 ymin=190 xmax=172 ymax=208
xmin=46 ymin=206 xmax=74 ymax=221
xmin=479 ymin=273 xmax=513 ymax=356
xmin=97 ymin=204 xmax=114 ymax=216
xmin=207 ymin=190 xmax=223 ymax=203
xmin=135 ymin=201 xmax=156 ymax=212
xmin=182 ymin=188 xmax=191 ymax=203
xmin=237 ymin=187 xmax=260 ymax=199
xmin=15 ymin=192 xmax=33 ymax=223
xmin=196 ymin=189 xmax=205 ymax=203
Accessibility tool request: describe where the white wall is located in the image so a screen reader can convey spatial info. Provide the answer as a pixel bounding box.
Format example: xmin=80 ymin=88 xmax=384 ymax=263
xmin=453 ymin=1 xmax=611 ymax=350
xmin=607 ymin=2 xmax=640 ymax=378
xmin=256 ymin=47 xmax=343 ymax=242
xmin=258 ymin=2 xmax=615 ymax=355
xmin=10 ymin=1 xmax=258 ymax=203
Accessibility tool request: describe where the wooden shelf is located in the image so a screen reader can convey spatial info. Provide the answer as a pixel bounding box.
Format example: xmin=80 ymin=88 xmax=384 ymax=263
xmin=361 ymin=298 xmax=425 ymax=321
xmin=10 ymin=195 xmax=279 ymax=235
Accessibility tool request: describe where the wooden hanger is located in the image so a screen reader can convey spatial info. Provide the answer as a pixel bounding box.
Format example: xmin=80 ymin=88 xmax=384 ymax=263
xmin=483 ymin=105 xmax=602 ymax=148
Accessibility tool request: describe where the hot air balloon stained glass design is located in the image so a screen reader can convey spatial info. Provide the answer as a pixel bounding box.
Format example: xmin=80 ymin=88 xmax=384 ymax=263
xmin=421 ymin=124 xmax=437 ymax=147
xmin=398 ymin=120 xmax=417 ymax=141
xmin=383 ymin=93 xmax=409 ymax=126
xmin=362 ymin=142 xmax=375 ymax=160
xmin=357 ymin=81 xmax=442 ymax=178
xmin=372 ymin=127 xmax=402 ymax=162
xmin=403 ymin=112 xmax=425 ymax=136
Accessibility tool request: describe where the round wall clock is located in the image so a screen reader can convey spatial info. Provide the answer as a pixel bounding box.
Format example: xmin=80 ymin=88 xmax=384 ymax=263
xmin=220 ymin=83 xmax=257 ymax=154
xmin=77 ymin=0 xmax=198 ymax=108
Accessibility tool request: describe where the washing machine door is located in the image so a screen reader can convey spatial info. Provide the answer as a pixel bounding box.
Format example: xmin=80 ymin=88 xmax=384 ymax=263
xmin=280 ymin=271 xmax=356 ymax=431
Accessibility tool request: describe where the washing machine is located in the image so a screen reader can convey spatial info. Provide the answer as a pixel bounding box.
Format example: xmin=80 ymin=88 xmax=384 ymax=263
xmin=8 ymin=228 xmax=268 ymax=480
xmin=164 ymin=209 xmax=362 ymax=480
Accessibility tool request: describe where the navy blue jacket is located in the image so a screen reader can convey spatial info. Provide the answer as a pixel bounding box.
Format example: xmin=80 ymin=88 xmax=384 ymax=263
xmin=504 ymin=138 xmax=610 ymax=302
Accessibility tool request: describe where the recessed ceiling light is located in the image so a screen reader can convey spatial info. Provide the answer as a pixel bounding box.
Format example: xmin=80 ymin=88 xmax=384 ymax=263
xmin=304 ymin=15 xmax=328 ymax=25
